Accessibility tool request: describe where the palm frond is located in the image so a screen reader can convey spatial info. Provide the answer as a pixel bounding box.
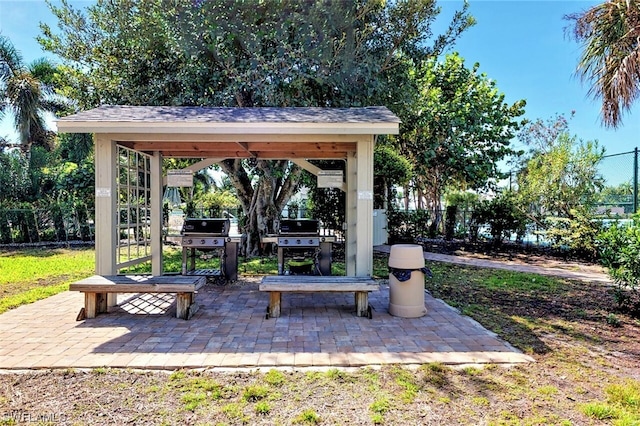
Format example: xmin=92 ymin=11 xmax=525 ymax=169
xmin=8 ymin=73 xmax=44 ymax=146
xmin=567 ymin=0 xmax=640 ymax=128
xmin=27 ymin=58 xmax=58 ymax=85
xmin=0 ymin=35 xmax=25 ymax=81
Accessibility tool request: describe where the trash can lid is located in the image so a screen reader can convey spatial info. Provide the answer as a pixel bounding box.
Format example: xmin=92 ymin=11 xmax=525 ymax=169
xmin=388 ymin=244 xmax=425 ymax=269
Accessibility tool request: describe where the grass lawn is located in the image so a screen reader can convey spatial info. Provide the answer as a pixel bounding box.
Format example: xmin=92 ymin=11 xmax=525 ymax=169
xmin=0 ymin=246 xmax=389 ymax=315
xmin=0 ymin=247 xmax=95 ymax=314
xmin=0 ymin=247 xmax=639 ymax=424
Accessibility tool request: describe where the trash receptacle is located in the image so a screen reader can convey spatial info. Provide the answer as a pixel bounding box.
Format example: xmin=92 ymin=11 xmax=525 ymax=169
xmin=388 ymin=244 xmax=427 ymax=318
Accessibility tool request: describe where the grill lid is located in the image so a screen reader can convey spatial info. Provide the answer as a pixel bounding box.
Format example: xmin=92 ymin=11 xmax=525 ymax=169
xmin=182 ymin=218 xmax=230 ymax=235
xmin=279 ymin=219 xmax=319 ymax=235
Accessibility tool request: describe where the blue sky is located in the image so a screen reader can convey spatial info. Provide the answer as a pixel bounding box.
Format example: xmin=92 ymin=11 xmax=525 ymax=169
xmin=0 ymin=0 xmax=638 ymax=157
xmin=437 ymin=0 xmax=639 ymax=156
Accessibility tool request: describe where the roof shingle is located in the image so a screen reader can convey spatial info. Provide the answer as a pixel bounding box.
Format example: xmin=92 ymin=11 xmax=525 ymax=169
xmin=57 ymin=105 xmax=401 ymax=124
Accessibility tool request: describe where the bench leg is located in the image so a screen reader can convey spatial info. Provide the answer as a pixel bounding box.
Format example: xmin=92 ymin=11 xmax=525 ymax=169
xmin=355 ymin=291 xmax=369 ymax=317
xmin=84 ymin=292 xmax=107 ymax=319
xmin=176 ymin=292 xmax=194 ymax=320
xmin=107 ymin=293 xmax=118 ymax=309
xmin=268 ymin=291 xmax=281 ymax=318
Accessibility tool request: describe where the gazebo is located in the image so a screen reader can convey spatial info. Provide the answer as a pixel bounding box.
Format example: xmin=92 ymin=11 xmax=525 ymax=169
xmin=55 ymin=105 xmax=400 ymax=281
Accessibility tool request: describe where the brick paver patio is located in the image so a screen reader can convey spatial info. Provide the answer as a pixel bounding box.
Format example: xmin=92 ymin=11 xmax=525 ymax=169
xmin=0 ymin=279 xmax=532 ymax=370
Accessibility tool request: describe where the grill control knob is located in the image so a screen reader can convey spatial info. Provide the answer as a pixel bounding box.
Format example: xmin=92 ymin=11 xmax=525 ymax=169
xmin=283 ymin=239 xmax=289 ymax=245
xmin=200 ymin=239 xmax=206 ymax=245
xmin=308 ymin=239 xmax=314 ymax=245
xmin=213 ymin=239 xmax=219 ymax=245
xmin=186 ymin=239 xmax=192 ymax=245
xmin=296 ymin=239 xmax=301 ymax=245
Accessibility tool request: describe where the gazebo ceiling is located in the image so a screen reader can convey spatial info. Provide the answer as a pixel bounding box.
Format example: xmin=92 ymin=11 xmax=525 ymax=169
xmin=56 ymin=105 xmax=401 ymax=159
xmin=114 ymin=140 xmax=360 ymax=159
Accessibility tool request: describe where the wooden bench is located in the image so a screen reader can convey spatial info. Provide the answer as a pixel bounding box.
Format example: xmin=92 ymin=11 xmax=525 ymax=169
xmin=70 ymin=275 xmax=207 ymax=320
xmin=259 ymin=275 xmax=379 ymax=318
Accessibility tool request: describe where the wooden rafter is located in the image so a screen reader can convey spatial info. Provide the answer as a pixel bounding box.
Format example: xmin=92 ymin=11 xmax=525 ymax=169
xmin=117 ymin=140 xmax=357 ymax=159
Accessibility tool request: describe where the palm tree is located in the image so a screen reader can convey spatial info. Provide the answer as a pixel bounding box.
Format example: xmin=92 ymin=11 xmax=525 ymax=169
xmin=566 ymin=0 xmax=640 ymax=128
xmin=0 ymin=35 xmax=67 ymax=157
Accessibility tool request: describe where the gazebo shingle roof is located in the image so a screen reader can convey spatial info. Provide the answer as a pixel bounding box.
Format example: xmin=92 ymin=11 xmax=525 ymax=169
xmin=57 ymin=105 xmax=401 ymax=124
xmin=55 ymin=105 xmax=400 ymax=159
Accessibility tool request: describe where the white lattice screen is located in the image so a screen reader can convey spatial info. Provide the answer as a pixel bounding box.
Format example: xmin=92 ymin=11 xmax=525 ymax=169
xmin=116 ymin=145 xmax=152 ymax=272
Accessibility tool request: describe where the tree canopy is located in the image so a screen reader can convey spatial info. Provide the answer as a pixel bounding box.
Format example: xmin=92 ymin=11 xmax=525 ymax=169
xmin=515 ymin=114 xmax=605 ymax=221
xmin=40 ymin=0 xmax=474 ymax=109
xmin=395 ymin=53 xmax=525 ymax=232
xmin=39 ymin=0 xmax=475 ymax=255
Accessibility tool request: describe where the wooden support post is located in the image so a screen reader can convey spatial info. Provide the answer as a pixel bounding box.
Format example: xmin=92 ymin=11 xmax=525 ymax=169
xmin=150 ymin=151 xmax=164 ymax=276
xmin=84 ymin=292 xmax=107 ymax=319
xmin=84 ymin=293 xmax=97 ymax=319
xmin=97 ymin=292 xmax=107 ymax=314
xmin=176 ymin=292 xmax=193 ymax=320
xmin=355 ymin=136 xmax=374 ymax=276
xmin=355 ymin=291 xmax=369 ymax=317
xmin=94 ymin=135 xmax=118 ymax=308
xmin=268 ymin=291 xmax=282 ymax=318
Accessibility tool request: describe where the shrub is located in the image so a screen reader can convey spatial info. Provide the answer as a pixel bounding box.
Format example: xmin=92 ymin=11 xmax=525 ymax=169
xmin=386 ymin=209 xmax=431 ymax=243
xmin=597 ymin=217 xmax=640 ymax=315
xmin=469 ymin=193 xmax=528 ymax=247
xmin=544 ymin=207 xmax=602 ymax=261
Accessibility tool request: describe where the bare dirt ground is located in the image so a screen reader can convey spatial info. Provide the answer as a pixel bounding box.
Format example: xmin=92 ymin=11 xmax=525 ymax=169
xmin=1 ymin=248 xmax=639 ymax=425
xmin=419 ymin=238 xmax=606 ymax=271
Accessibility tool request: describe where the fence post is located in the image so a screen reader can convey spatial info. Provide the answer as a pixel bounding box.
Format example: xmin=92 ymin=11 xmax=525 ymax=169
xmin=634 ymin=147 xmax=638 ymax=214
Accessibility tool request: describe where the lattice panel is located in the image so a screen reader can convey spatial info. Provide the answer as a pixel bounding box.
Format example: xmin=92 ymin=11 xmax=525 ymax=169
xmin=116 ymin=146 xmax=152 ymax=271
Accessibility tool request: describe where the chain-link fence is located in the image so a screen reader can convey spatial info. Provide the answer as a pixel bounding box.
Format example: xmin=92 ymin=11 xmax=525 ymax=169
xmin=597 ymin=148 xmax=638 ymax=214
xmin=503 ymin=148 xmax=640 ymax=216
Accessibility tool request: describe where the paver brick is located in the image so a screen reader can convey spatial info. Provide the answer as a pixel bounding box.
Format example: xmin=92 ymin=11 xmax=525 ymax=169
xmin=0 ymin=279 xmax=533 ymax=369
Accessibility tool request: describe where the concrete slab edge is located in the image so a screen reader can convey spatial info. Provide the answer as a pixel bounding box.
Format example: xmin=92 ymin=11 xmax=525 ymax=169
xmin=0 ymin=351 xmax=534 ymax=372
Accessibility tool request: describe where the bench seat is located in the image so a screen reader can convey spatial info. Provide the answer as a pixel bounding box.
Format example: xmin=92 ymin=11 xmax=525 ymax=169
xmin=259 ymin=275 xmax=379 ymax=318
xmin=70 ymin=275 xmax=206 ymax=320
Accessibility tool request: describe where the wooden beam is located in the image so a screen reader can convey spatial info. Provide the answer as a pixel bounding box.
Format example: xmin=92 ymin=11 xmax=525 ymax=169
xmin=119 ymin=139 xmax=357 ymax=159
xmin=123 ymin=141 xmax=356 ymax=152
xmin=154 ymin=150 xmax=349 ymax=159
xmin=236 ymin=142 xmax=257 ymax=157
xmin=292 ymin=159 xmax=322 ymax=174
xmin=150 ymin=150 xmax=253 ymax=158
xmin=161 ymin=157 xmax=223 ymax=186
xmin=246 ymin=142 xmax=356 ymax=152
xmin=109 ymin=132 xmax=364 ymax=143
xmin=253 ymin=149 xmax=350 ymax=158
xmin=185 ymin=157 xmax=222 ymax=172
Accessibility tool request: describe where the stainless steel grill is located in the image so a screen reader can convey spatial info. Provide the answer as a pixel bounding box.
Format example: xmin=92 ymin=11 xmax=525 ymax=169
xmin=279 ymin=219 xmax=318 ymax=235
xmin=275 ymin=219 xmax=332 ymax=275
xmin=181 ymin=218 xmax=238 ymax=281
xmin=277 ymin=236 xmax=321 ymax=247
xmin=182 ymin=218 xmax=230 ymax=235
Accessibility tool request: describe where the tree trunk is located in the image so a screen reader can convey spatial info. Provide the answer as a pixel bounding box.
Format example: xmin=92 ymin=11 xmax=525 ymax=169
xmin=218 ymin=159 xmax=302 ymax=257
xmin=422 ymin=169 xmax=443 ymax=237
